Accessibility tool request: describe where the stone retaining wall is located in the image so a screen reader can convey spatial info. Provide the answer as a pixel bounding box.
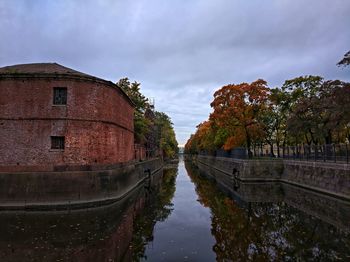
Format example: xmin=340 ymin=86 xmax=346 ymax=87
xmin=193 ymin=159 xmax=350 ymax=230
xmin=196 ymin=155 xmax=350 ymax=199
xmin=0 ymin=158 xmax=163 ymax=210
xmin=282 ymin=160 xmax=350 ymax=198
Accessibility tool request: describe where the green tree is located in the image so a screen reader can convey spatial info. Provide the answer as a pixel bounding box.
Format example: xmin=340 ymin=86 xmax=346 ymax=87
xmin=257 ymin=104 xmax=280 ymax=156
xmin=116 ymin=78 xmax=150 ymax=143
xmin=154 ymin=112 xmax=178 ymax=158
xmin=277 ymin=76 xmax=323 ymax=145
xmin=117 ymin=78 xmax=179 ymax=158
xmin=279 ymin=76 xmax=350 ymax=144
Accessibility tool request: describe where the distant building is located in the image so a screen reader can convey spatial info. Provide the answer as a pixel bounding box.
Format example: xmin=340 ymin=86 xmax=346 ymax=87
xmin=0 ymin=63 xmax=134 ymax=172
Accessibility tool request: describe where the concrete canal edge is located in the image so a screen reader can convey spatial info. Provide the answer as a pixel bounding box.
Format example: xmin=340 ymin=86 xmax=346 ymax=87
xmin=194 ymin=155 xmax=350 ymax=201
xmin=0 ymin=158 xmax=163 ymax=211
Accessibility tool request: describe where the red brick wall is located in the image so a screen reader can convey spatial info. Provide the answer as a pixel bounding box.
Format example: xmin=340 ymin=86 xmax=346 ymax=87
xmin=0 ymin=77 xmax=134 ymax=171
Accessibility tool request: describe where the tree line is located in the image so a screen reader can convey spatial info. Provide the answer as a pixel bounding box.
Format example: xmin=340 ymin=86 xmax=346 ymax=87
xmin=117 ymin=78 xmax=178 ymax=159
xmin=185 ymin=53 xmax=350 ymax=157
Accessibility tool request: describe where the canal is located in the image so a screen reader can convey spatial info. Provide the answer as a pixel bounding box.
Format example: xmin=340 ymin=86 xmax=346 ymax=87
xmin=0 ymin=158 xmax=349 ymax=261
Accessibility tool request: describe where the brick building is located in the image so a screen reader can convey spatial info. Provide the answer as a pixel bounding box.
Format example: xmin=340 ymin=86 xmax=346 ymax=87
xmin=0 ymin=63 xmax=134 ymax=172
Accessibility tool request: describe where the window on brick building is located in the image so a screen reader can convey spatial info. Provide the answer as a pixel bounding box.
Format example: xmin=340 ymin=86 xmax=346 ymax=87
xmin=53 ymin=87 xmax=67 ymax=105
xmin=51 ymin=136 xmax=65 ymax=150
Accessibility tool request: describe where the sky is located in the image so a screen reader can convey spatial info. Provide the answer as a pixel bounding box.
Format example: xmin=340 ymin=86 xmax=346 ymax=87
xmin=1 ymin=0 xmax=349 ymax=146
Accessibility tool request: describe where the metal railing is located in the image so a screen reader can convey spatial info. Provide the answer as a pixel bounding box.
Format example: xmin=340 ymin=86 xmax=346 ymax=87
xmin=253 ymin=143 xmax=349 ymax=164
xmin=198 ymin=144 xmax=350 ymax=164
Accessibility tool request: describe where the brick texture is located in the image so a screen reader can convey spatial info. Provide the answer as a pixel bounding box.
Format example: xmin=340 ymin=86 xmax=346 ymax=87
xmin=0 ymin=73 xmax=134 ymax=171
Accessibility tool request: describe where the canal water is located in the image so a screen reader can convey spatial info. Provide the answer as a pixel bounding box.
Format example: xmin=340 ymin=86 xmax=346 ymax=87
xmin=135 ymin=159 xmax=216 ymax=261
xmin=0 ymin=158 xmax=349 ymax=261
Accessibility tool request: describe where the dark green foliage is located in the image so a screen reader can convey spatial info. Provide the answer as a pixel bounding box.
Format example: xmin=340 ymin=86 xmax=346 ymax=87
xmin=337 ymin=50 xmax=350 ymax=67
xmin=154 ymin=111 xmax=178 ymax=158
xmin=117 ymin=78 xmax=150 ymax=144
xmin=130 ymin=168 xmax=178 ymax=260
xmin=117 ymin=78 xmax=178 ymax=158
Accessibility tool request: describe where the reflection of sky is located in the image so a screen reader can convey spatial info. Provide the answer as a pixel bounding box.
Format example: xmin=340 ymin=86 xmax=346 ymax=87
xmin=1 ymin=0 xmax=350 ymax=145
xmin=143 ymin=160 xmax=216 ymax=261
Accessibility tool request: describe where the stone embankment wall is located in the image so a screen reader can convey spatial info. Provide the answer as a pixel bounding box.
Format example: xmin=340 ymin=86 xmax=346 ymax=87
xmin=192 ymin=159 xmax=350 ymax=230
xmin=0 ymin=158 xmax=163 ymax=210
xmin=282 ymin=161 xmax=349 ymax=198
xmin=195 ymin=155 xmax=350 ymax=200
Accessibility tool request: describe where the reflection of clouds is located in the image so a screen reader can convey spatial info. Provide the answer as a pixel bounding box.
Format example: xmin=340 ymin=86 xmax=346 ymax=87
xmin=1 ymin=0 xmax=349 ymax=144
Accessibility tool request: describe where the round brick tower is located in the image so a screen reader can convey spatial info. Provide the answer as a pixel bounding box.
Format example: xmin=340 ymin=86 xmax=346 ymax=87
xmin=0 ymin=63 xmax=134 ymax=172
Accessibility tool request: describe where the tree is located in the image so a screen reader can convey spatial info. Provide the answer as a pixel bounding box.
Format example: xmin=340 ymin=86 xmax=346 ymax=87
xmin=184 ymin=121 xmax=215 ymax=155
xmin=186 ymin=74 xmax=350 ymax=157
xmin=210 ymin=79 xmax=270 ymax=157
xmin=117 ymin=78 xmax=178 ymax=158
xmin=313 ymin=80 xmax=350 ymax=143
xmin=154 ymin=112 xmax=178 ymax=158
xmin=283 ymin=77 xmax=350 ymax=144
xmin=337 ymin=50 xmax=350 ymax=67
xmin=277 ymin=76 xmax=323 ymax=145
xmin=117 ymin=78 xmax=150 ymax=143
xmin=185 ymin=134 xmax=197 ymax=154
xmin=257 ymin=104 xmax=280 ymax=157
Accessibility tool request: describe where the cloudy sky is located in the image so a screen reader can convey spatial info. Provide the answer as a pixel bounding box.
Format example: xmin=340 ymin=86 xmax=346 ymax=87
xmin=1 ymin=0 xmax=349 ymax=145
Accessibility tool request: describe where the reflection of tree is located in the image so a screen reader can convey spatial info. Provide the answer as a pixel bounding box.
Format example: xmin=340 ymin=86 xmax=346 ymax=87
xmin=185 ymin=161 xmax=350 ymax=261
xmin=131 ymin=167 xmax=178 ymax=261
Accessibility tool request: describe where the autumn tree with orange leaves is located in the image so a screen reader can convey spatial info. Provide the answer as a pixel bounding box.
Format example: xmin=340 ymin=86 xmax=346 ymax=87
xmin=185 ymin=121 xmax=216 ymax=154
xmin=209 ymin=79 xmax=270 ymax=157
xmin=185 ymin=74 xmax=350 ymax=158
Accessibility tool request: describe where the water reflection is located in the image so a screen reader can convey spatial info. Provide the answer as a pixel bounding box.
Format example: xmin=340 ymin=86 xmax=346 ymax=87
xmin=1 ymin=161 xmax=349 ymax=261
xmin=0 ymin=185 xmax=144 ymax=261
xmin=0 ymin=165 xmax=176 ymax=262
xmin=131 ymin=167 xmax=178 ymax=261
xmin=131 ymin=161 xmax=216 ymax=261
xmin=185 ymin=161 xmax=350 ymax=261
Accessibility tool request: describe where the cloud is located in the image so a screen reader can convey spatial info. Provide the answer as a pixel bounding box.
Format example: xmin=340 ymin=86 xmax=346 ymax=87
xmin=1 ymin=0 xmax=349 ymax=145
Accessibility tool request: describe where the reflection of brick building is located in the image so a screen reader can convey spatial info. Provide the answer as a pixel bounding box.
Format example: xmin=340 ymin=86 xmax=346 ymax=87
xmin=0 ymin=63 xmax=134 ymax=172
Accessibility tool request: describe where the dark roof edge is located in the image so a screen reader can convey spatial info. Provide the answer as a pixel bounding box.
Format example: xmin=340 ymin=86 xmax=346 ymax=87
xmin=0 ymin=72 xmax=135 ymax=107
